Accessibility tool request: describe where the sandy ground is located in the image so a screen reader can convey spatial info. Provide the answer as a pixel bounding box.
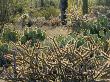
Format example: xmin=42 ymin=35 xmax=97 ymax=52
xmin=40 ymin=26 xmax=71 ymax=37
xmin=6 ymin=23 xmax=71 ymax=37
xmin=0 ymin=80 xmax=6 ymax=82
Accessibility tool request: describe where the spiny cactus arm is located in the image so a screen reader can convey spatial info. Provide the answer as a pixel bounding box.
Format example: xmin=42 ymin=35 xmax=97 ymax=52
xmin=94 ymin=63 xmax=108 ymax=79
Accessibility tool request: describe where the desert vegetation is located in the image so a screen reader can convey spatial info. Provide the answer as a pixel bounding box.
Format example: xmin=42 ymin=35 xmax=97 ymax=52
xmin=0 ymin=0 xmax=110 ymax=82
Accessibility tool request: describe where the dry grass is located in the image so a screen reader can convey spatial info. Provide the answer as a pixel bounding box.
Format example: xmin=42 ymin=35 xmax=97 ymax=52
xmin=6 ymin=23 xmax=72 ymax=38
xmin=40 ymin=26 xmax=71 ymax=37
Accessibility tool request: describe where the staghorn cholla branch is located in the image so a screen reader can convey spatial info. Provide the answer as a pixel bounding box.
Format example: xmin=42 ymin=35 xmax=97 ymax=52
xmin=2 ymin=38 xmax=110 ymax=82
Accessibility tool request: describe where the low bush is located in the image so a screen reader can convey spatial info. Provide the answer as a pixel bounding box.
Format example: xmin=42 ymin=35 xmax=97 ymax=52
xmin=2 ymin=28 xmax=19 ymax=43
xmin=32 ymin=7 xmax=60 ymax=19
xmin=21 ymin=29 xmax=46 ymax=46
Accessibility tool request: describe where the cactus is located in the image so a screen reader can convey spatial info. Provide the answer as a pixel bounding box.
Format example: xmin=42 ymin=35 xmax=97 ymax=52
xmin=0 ymin=0 xmax=13 ymax=33
xmin=21 ymin=29 xmax=46 ymax=46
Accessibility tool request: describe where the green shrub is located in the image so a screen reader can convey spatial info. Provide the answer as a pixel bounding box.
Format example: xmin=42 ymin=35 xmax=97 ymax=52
xmin=0 ymin=44 xmax=8 ymax=54
xmin=0 ymin=43 xmax=12 ymax=68
xmin=2 ymin=29 xmax=18 ymax=43
xmin=77 ymin=37 xmax=85 ymax=48
xmin=14 ymin=4 xmax=24 ymax=15
xmin=32 ymin=7 xmax=60 ymax=19
xmin=21 ymin=29 xmax=46 ymax=46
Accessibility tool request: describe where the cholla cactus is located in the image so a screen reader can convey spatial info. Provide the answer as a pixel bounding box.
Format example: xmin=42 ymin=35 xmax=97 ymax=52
xmin=1 ymin=36 xmax=109 ymax=82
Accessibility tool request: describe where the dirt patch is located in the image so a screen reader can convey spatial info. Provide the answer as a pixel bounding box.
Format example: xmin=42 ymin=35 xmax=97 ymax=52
xmin=40 ymin=26 xmax=71 ymax=37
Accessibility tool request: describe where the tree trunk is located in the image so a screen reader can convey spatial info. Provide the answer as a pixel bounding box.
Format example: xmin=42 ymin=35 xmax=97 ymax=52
xmin=41 ymin=0 xmax=44 ymax=7
xmin=82 ymin=0 xmax=88 ymax=15
xmin=60 ymin=0 xmax=68 ymax=25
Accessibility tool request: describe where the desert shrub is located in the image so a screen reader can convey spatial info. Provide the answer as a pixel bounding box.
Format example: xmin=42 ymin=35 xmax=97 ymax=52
xmin=96 ymin=0 xmax=110 ymax=6
xmin=0 ymin=44 xmax=9 ymax=55
xmin=32 ymin=7 xmax=60 ymax=19
xmin=2 ymin=36 xmax=109 ymax=82
xmin=35 ymin=0 xmax=59 ymax=8
xmin=92 ymin=6 xmax=110 ymax=15
xmin=2 ymin=28 xmax=19 ymax=43
xmin=49 ymin=17 xmax=61 ymax=26
xmin=0 ymin=43 xmax=11 ymax=68
xmin=0 ymin=0 xmax=14 ymax=33
xmin=85 ymin=15 xmax=109 ymax=38
xmin=56 ymin=34 xmax=76 ymax=48
xmin=0 ymin=25 xmax=109 ymax=81
xmin=56 ymin=33 xmax=87 ymax=48
xmin=13 ymin=4 xmax=24 ymax=15
xmin=71 ymin=13 xmax=109 ymax=37
xmin=21 ymin=29 xmax=46 ymax=46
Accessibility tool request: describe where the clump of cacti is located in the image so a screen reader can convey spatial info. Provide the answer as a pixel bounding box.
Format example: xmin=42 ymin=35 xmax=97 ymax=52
xmin=2 ymin=28 xmax=18 ymax=43
xmin=2 ymin=35 xmax=109 ymax=82
xmin=0 ymin=21 xmax=109 ymax=82
xmin=21 ymin=29 xmax=46 ymax=46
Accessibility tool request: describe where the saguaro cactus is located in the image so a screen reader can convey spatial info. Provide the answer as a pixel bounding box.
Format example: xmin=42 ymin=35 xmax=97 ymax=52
xmin=0 ymin=0 xmax=13 ymax=33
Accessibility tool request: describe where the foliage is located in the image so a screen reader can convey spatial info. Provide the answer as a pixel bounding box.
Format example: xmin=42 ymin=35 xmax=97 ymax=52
xmin=56 ymin=33 xmax=76 ymax=48
xmin=35 ymin=0 xmax=60 ymax=8
xmin=1 ymin=36 xmax=109 ymax=82
xmin=0 ymin=0 xmax=13 ymax=23
xmin=32 ymin=7 xmax=60 ymax=19
xmin=96 ymin=0 xmax=110 ymax=6
xmin=0 ymin=44 xmax=9 ymax=55
xmin=0 ymin=43 xmax=11 ymax=68
xmin=13 ymin=3 xmax=24 ymax=15
xmin=0 ymin=0 xmax=14 ymax=33
xmin=70 ymin=12 xmax=110 ymax=37
xmin=21 ymin=29 xmax=46 ymax=46
xmin=0 ymin=22 xmax=109 ymax=82
xmin=0 ymin=0 xmax=110 ymax=82
xmin=2 ymin=28 xmax=18 ymax=43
